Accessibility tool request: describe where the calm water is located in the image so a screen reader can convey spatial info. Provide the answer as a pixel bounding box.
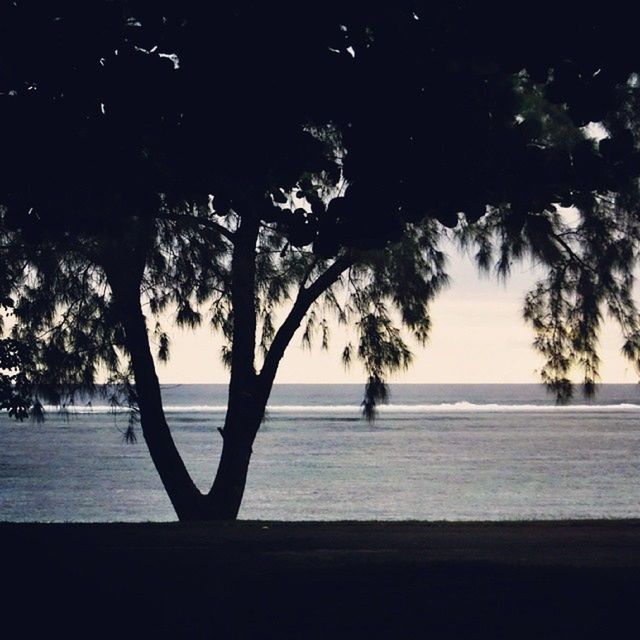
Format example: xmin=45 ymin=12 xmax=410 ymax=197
xmin=1 ymin=384 xmax=639 ymax=521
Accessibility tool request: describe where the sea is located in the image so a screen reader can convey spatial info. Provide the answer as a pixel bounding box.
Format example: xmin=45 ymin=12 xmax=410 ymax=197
xmin=0 ymin=384 xmax=639 ymax=522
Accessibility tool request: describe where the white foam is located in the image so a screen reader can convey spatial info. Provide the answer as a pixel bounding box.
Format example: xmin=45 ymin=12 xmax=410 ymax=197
xmin=40 ymin=401 xmax=640 ymax=415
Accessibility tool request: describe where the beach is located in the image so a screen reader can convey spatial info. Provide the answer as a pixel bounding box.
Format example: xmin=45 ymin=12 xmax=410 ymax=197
xmin=3 ymin=520 xmax=639 ymax=637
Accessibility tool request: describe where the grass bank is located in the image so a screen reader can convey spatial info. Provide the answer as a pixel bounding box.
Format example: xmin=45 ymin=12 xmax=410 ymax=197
xmin=2 ymin=520 xmax=639 ymax=638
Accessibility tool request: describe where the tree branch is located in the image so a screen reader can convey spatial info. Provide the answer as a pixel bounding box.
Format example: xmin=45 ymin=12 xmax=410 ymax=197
xmin=159 ymin=212 xmax=235 ymax=242
xmin=228 ymin=216 xmax=260 ymax=389
xmin=258 ymin=253 xmax=352 ymax=395
xmin=551 ymin=232 xmax=596 ymax=275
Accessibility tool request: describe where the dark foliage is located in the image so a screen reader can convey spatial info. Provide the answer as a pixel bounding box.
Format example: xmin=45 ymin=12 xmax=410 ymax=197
xmin=2 ymin=2 xmax=638 ymax=243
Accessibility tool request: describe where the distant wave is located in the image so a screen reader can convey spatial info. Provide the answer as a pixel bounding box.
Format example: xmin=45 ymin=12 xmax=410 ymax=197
xmin=38 ymin=401 xmax=640 ymax=415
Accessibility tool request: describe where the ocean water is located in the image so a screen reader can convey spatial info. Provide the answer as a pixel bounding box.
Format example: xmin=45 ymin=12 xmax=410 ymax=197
xmin=0 ymin=384 xmax=639 ymax=522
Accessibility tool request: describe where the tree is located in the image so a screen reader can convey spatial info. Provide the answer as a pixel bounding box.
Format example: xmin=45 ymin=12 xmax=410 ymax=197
xmin=0 ymin=334 xmax=32 ymax=421
xmin=2 ymin=2 xmax=640 ymax=520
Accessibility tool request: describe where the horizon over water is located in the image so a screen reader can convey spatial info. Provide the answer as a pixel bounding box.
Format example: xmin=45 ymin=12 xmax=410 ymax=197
xmin=1 ymin=383 xmax=639 ymax=522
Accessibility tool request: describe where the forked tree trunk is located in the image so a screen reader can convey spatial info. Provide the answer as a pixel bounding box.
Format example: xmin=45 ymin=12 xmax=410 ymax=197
xmin=102 ymin=219 xmax=348 ymax=521
xmin=109 ymin=269 xmax=264 ymax=521
xmin=103 ymin=217 xmax=267 ymax=522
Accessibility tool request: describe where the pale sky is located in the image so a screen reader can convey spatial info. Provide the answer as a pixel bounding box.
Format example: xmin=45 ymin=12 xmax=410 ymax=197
xmin=155 ymin=241 xmax=638 ymax=385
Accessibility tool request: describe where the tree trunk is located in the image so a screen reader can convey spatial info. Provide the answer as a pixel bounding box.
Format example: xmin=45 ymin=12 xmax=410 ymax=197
xmin=100 ymin=220 xmax=346 ymax=521
xmin=206 ymin=394 xmax=263 ymax=519
xmin=204 ymin=214 xmax=263 ymax=519
xmin=104 ymin=259 xmax=206 ymax=521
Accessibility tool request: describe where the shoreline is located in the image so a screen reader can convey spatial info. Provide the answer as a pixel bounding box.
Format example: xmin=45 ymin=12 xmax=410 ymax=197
xmin=3 ymin=520 xmax=639 ymax=637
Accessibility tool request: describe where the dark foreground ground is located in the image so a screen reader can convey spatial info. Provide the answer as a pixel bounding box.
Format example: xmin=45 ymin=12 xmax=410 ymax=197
xmin=2 ymin=520 xmax=639 ymax=638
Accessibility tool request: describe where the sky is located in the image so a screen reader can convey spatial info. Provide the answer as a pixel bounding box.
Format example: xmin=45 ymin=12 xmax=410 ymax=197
xmin=155 ymin=240 xmax=637 ymax=385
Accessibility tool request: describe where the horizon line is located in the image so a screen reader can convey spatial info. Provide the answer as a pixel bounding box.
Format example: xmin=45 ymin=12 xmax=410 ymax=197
xmin=156 ymin=381 xmax=640 ymax=386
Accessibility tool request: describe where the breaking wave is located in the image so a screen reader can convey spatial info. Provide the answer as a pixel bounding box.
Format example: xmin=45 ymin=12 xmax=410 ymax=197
xmin=40 ymin=401 xmax=640 ymax=414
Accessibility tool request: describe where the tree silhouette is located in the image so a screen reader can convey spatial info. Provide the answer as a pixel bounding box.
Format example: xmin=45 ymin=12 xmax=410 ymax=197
xmin=2 ymin=2 xmax=640 ymax=519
